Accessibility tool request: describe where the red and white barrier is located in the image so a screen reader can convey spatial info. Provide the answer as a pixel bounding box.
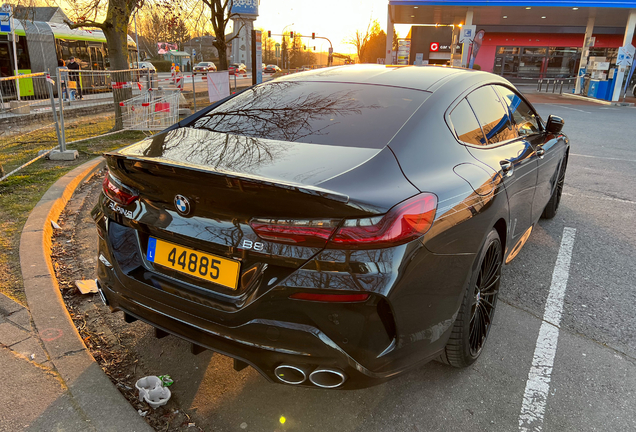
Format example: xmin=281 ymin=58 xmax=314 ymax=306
xmin=176 ymin=72 xmax=183 ymax=91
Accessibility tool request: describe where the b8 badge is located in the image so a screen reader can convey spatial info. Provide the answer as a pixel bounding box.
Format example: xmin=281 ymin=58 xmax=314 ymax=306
xmin=241 ymin=239 xmax=264 ymax=251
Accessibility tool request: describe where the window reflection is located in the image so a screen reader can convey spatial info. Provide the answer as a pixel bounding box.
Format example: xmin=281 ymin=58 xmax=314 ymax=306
xmin=495 ymin=86 xmax=540 ymax=136
xmin=450 ymin=99 xmax=485 ymax=146
xmin=467 ymin=87 xmax=517 ymax=144
xmin=190 ymin=81 xmax=429 ymax=148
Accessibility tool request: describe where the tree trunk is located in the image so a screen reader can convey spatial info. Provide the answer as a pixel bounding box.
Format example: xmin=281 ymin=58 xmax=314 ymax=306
xmin=214 ymin=39 xmax=229 ymax=70
xmin=103 ymin=1 xmax=133 ymax=130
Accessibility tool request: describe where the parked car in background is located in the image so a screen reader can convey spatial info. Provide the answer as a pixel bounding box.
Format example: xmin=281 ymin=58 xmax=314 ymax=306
xmin=96 ymin=65 xmax=569 ymax=389
xmin=228 ymin=63 xmax=247 ymax=75
xmin=264 ymin=64 xmax=281 ymax=73
xmin=629 ymin=73 xmax=636 ymax=97
xmin=132 ymin=61 xmax=156 ymax=73
xmin=193 ymin=62 xmax=217 ymax=74
xmin=131 ymin=61 xmax=156 ymax=82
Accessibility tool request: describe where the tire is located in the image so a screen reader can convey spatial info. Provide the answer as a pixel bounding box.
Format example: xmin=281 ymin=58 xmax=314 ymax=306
xmin=541 ymin=153 xmax=568 ymax=219
xmin=440 ymin=228 xmax=503 ymax=368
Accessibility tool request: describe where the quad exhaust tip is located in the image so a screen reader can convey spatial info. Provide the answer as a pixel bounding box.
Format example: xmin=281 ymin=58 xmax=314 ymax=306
xmin=309 ymin=367 xmax=347 ymax=388
xmin=274 ymin=365 xmax=307 ymax=385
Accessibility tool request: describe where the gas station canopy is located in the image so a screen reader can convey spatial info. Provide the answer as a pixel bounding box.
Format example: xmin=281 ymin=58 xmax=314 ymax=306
xmin=390 ymin=0 xmax=636 ymax=28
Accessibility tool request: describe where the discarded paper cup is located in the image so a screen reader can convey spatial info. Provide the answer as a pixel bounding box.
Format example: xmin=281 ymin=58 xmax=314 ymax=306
xmin=135 ymin=376 xmax=163 ymax=402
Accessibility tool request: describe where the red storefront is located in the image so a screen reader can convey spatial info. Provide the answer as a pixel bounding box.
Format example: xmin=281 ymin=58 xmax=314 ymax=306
xmin=481 ymin=32 xmax=631 ymax=78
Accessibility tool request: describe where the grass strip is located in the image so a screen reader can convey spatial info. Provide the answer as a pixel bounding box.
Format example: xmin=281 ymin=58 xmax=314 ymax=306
xmin=0 ymin=128 xmax=147 ymax=304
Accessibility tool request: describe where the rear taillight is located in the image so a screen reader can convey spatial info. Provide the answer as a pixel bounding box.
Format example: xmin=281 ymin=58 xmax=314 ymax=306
xmin=249 ymin=218 xmax=340 ymax=248
xmin=328 ymin=193 xmax=437 ymax=249
xmin=250 ymin=193 xmax=437 ymax=250
xmin=102 ymin=172 xmax=139 ymax=206
xmin=289 ymin=292 xmax=370 ymax=302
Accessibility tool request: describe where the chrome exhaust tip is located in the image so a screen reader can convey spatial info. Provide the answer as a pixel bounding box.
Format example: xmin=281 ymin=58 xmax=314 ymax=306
xmin=274 ymin=365 xmax=307 ymax=385
xmin=95 ymin=279 xmax=109 ymax=306
xmin=309 ymin=367 xmax=347 ymax=389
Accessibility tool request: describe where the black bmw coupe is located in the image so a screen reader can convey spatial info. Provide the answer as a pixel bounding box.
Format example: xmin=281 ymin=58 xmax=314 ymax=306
xmin=94 ymin=65 xmax=569 ymax=389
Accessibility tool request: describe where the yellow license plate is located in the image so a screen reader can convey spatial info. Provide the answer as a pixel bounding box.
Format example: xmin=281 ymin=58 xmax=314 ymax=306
xmin=146 ymin=237 xmax=240 ymax=290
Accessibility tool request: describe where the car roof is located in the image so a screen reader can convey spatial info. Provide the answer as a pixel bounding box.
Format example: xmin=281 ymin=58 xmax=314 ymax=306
xmin=275 ymin=64 xmax=494 ymax=92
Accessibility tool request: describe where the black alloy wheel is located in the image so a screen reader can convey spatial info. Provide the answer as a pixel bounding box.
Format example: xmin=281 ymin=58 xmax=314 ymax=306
xmin=541 ymin=153 xmax=568 ymax=219
xmin=469 ymin=238 xmax=501 ymax=357
xmin=440 ymin=228 xmax=503 ymax=367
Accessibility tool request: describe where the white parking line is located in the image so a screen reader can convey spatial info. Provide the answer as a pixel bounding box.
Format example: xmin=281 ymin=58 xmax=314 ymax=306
xmin=570 ymin=153 xmax=636 ymax=163
xmin=551 ymin=104 xmax=592 ymax=114
xmin=518 ymin=227 xmax=577 ymax=432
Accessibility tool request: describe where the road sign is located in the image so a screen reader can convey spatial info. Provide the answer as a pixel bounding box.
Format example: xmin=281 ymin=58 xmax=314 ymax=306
xmin=459 ymin=26 xmax=476 ymax=44
xmin=275 ymin=43 xmax=280 ymax=58
xmin=0 ymin=11 xmax=11 ymax=33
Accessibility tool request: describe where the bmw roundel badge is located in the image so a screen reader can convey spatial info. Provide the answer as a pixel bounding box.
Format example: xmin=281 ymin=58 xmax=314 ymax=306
xmin=174 ymin=195 xmax=191 ymax=216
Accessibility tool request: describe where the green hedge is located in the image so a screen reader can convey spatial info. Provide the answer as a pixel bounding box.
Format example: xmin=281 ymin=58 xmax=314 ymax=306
xmin=151 ymin=60 xmax=174 ymax=73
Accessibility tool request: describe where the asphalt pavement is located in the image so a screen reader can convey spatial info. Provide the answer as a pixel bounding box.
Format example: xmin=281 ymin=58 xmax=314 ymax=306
xmin=128 ymin=99 xmax=636 ymax=431
xmin=6 ymin=92 xmax=636 ymax=431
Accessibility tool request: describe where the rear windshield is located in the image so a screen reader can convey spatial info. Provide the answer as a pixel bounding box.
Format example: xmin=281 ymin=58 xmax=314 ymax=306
xmin=191 ymin=81 xmax=429 ymax=148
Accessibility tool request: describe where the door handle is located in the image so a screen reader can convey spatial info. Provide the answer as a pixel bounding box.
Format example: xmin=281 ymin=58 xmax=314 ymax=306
xmin=536 ymin=148 xmax=546 ymax=158
xmin=500 ymin=160 xmax=514 ymax=177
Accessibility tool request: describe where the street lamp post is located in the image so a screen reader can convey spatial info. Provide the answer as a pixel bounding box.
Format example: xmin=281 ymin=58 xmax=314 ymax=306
xmin=281 ymin=23 xmax=294 ymax=70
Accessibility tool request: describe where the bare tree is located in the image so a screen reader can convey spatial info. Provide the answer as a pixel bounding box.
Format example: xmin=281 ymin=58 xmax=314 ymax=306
xmin=345 ymin=19 xmax=373 ymax=63
xmin=63 ymin=0 xmax=142 ymax=70
xmin=60 ymin=0 xmax=145 ymax=129
xmin=199 ymin=0 xmax=243 ymax=70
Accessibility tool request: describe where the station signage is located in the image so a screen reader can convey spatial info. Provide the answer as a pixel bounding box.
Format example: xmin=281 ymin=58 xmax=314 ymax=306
xmin=0 ymin=10 xmax=11 ymax=33
xmin=430 ymin=43 xmax=462 ymax=53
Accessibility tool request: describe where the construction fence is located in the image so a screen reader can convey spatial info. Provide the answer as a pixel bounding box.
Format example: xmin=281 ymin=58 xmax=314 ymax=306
xmin=0 ymin=68 xmax=181 ymax=181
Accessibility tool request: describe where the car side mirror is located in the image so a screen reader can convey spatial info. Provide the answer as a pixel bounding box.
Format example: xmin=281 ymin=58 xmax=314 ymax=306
xmin=546 ymin=115 xmax=564 ymax=134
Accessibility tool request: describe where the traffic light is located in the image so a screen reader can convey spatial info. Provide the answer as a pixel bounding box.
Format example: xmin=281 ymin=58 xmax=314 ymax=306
xmin=267 ymin=30 xmax=271 ymax=38
xmin=312 ymin=32 xmax=315 ymax=39
xmin=289 ymin=31 xmax=294 ymax=39
xmin=313 ymin=46 xmax=316 ymax=51
xmin=303 ymin=45 xmax=306 ymax=50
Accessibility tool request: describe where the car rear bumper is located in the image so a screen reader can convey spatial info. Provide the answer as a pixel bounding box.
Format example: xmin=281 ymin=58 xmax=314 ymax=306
xmin=97 ymin=261 xmax=411 ymax=389
xmin=93 ymin=207 xmax=467 ymax=389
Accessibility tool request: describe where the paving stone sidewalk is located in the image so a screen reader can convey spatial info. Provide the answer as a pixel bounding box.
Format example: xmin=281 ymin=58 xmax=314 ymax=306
xmin=0 ymin=293 xmax=93 ymax=431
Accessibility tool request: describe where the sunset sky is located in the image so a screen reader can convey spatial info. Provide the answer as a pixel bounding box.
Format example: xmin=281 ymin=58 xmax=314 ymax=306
xmin=250 ymin=0 xmax=411 ymax=55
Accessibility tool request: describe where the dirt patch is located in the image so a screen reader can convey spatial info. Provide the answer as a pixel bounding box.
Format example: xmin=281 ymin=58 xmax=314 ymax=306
xmin=52 ymin=171 xmax=200 ymax=431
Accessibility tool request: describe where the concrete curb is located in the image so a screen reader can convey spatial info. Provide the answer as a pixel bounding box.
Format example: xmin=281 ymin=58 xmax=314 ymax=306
xmin=20 ymin=157 xmax=153 ymax=432
xmin=561 ymin=92 xmax=635 ymax=107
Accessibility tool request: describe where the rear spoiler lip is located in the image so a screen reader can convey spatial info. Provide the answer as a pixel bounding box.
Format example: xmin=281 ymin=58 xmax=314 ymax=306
xmin=105 ymin=153 xmax=352 ymax=205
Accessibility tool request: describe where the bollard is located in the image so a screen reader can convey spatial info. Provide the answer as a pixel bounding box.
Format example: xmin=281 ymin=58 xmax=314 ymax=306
xmin=170 ymin=63 xmax=176 ymax=84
